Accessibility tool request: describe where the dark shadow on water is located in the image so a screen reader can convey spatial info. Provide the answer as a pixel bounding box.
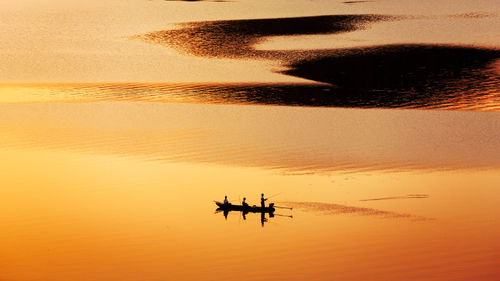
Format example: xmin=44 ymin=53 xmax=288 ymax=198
xmin=280 ymin=201 xmax=433 ymax=222
xmin=137 ymin=15 xmax=500 ymax=110
xmin=215 ymin=208 xmax=277 ymax=227
xmin=343 ymin=1 xmax=374 ymax=4
xmin=283 ymin=45 xmax=500 ymax=99
xmin=140 ymin=14 xmax=393 ymax=59
xmin=215 ymin=203 xmax=291 ymax=227
xmin=215 ymin=200 xmax=430 ymax=224
xmin=52 ymin=80 xmax=500 ymax=111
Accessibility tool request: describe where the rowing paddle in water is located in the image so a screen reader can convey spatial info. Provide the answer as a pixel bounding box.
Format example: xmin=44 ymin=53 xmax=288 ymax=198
xmin=267 ymin=192 xmax=282 ymax=199
xmin=274 ymin=206 xmax=293 ymax=210
xmin=274 ymin=213 xmax=293 ymax=218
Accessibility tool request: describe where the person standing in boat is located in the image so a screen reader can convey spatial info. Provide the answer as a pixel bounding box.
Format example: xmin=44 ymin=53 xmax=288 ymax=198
xmin=223 ymin=195 xmax=229 ymax=205
xmin=261 ymin=193 xmax=268 ymax=208
xmin=261 ymin=212 xmax=268 ymax=227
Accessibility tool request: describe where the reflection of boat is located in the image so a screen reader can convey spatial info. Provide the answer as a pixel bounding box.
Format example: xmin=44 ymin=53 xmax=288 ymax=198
xmin=215 ymin=201 xmax=275 ymax=213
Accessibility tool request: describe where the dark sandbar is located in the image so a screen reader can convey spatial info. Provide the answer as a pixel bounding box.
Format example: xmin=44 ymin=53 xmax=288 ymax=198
xmin=283 ymin=44 xmax=500 ymax=95
xmin=137 ymin=15 xmax=500 ymax=110
xmin=141 ymin=15 xmax=391 ymax=59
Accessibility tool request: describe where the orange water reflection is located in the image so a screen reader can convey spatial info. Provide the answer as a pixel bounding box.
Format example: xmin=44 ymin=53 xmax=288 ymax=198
xmin=1 ymin=100 xmax=500 ymax=173
xmin=0 ymin=146 xmax=499 ymax=280
xmin=0 ymin=100 xmax=500 ymax=280
xmin=1 ymin=0 xmax=500 ymax=279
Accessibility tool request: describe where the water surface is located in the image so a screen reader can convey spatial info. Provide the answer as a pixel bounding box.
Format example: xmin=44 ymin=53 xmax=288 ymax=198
xmin=1 ymin=100 xmax=500 ymax=281
xmin=1 ymin=0 xmax=500 ymax=280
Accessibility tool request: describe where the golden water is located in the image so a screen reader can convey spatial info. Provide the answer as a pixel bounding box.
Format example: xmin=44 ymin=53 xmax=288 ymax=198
xmin=1 ymin=0 xmax=499 ymax=280
xmin=1 ymin=99 xmax=500 ymax=280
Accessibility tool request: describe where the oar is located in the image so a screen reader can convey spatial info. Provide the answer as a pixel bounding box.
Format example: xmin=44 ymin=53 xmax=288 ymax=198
xmin=274 ymin=214 xmax=293 ymax=218
xmin=274 ymin=206 xmax=293 ymax=210
xmin=267 ymin=192 xmax=282 ymax=199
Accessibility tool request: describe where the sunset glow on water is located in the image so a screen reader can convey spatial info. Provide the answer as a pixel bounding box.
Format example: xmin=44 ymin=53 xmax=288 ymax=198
xmin=1 ymin=0 xmax=499 ymax=280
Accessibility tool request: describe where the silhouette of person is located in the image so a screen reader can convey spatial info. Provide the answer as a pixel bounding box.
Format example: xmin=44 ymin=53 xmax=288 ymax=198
xmin=242 ymin=197 xmax=248 ymax=207
xmin=261 ymin=212 xmax=268 ymax=227
xmin=223 ymin=195 xmax=229 ymax=205
xmin=260 ymin=193 xmax=267 ymax=208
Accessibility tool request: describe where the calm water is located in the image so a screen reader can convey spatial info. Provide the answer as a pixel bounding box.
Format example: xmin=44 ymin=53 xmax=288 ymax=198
xmin=1 ymin=101 xmax=500 ymax=281
xmin=1 ymin=0 xmax=500 ymax=280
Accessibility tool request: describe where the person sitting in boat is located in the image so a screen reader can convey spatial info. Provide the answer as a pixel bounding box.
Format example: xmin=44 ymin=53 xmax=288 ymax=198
xmin=261 ymin=193 xmax=268 ymax=208
xmin=223 ymin=195 xmax=229 ymax=205
xmin=242 ymin=197 xmax=249 ymax=207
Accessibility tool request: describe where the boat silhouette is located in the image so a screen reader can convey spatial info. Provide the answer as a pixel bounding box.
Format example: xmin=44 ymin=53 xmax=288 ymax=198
xmin=214 ymin=201 xmax=275 ymax=213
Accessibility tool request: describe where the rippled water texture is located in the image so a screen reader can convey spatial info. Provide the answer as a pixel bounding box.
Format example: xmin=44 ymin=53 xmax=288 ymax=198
xmin=2 ymin=83 xmax=500 ymax=111
xmin=2 ymin=102 xmax=500 ymax=173
xmin=1 ymin=1 xmax=500 ymax=281
xmin=140 ymin=14 xmax=500 ymax=108
xmin=1 ymin=101 xmax=500 ymax=281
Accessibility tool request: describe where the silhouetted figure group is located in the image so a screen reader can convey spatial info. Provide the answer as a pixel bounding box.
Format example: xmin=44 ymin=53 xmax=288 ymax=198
xmin=220 ymin=193 xmax=271 ymax=227
xmin=223 ymin=193 xmax=268 ymax=208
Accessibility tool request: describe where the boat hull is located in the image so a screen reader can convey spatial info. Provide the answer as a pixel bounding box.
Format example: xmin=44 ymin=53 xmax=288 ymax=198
xmin=215 ymin=201 xmax=275 ymax=213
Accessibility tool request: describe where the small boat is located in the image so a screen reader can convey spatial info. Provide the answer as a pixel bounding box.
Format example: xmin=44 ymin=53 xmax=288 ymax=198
xmin=215 ymin=201 xmax=275 ymax=213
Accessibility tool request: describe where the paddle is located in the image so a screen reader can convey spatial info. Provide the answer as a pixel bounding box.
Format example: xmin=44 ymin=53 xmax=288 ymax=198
xmin=274 ymin=214 xmax=293 ymax=218
xmin=274 ymin=206 xmax=293 ymax=210
xmin=267 ymin=192 xmax=282 ymax=199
